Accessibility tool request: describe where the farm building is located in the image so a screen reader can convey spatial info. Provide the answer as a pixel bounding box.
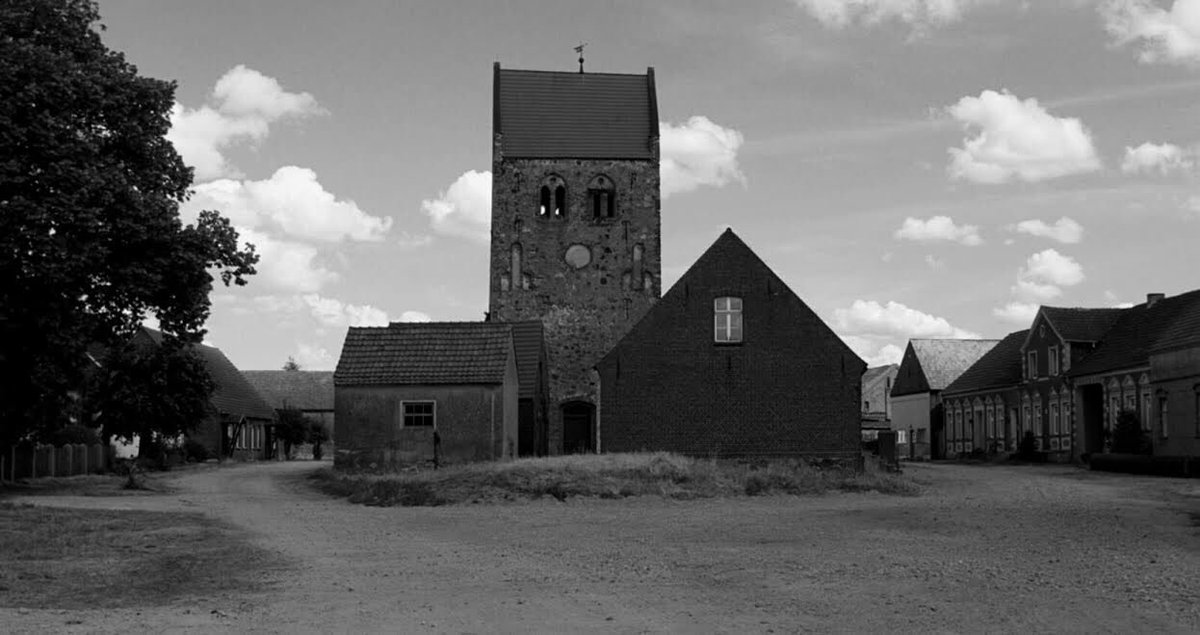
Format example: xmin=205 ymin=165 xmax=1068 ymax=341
xmin=596 ymin=228 xmax=865 ymax=459
xmin=333 ymin=322 xmax=521 ymax=469
xmin=890 ymin=338 xmax=999 ymax=459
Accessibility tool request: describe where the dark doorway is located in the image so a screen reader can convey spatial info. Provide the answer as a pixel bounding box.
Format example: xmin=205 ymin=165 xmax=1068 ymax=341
xmin=930 ymin=403 xmax=944 ymax=460
xmin=562 ymin=401 xmax=595 ymax=454
xmin=1080 ymin=384 xmax=1105 ymax=456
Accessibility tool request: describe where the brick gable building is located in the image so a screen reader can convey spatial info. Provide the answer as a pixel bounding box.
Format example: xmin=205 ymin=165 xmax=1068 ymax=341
xmin=596 ymin=229 xmax=864 ymax=459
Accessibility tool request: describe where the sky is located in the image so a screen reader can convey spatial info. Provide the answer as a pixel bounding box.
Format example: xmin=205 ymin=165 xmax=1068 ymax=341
xmin=94 ymin=0 xmax=1200 ymax=371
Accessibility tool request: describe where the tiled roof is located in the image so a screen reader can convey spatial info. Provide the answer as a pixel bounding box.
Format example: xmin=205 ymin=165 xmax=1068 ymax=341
xmin=943 ymin=330 xmax=1028 ymax=397
xmin=243 ymin=371 xmax=334 ymax=412
xmin=495 ymin=66 xmax=656 ymax=159
xmin=1072 ymin=290 xmax=1200 ymax=375
xmin=893 ymin=339 xmax=1000 ymax=396
xmin=508 ymin=321 xmax=543 ymax=399
xmin=334 ymin=322 xmax=513 ymax=386
xmin=141 ymin=328 xmax=276 ymax=421
xmin=1041 ymin=307 xmax=1125 ymax=343
xmin=1152 ymin=291 xmax=1200 ymax=353
xmin=863 ymin=365 xmax=896 ymax=385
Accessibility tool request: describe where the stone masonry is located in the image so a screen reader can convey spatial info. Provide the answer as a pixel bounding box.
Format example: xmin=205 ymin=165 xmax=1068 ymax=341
xmin=488 ymin=137 xmax=662 ymax=453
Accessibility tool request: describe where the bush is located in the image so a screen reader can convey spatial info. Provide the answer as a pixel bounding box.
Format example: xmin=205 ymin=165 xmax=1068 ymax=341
xmin=308 ymin=422 xmax=329 ymax=460
xmin=1017 ymin=430 xmax=1038 ymax=461
xmin=1090 ymin=453 xmax=1200 ymax=477
xmin=46 ymin=424 xmax=100 ymax=446
xmin=183 ymin=438 xmax=211 ymax=463
xmin=1111 ymin=409 xmax=1150 ymax=455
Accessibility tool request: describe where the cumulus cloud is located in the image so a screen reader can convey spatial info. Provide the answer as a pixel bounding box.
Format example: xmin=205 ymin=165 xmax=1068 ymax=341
xmin=294 ymin=343 xmax=334 ymax=370
xmin=237 ymin=228 xmax=337 ymax=293
xmin=792 ymin=0 xmax=988 ymax=29
xmin=840 ymin=335 xmax=905 ymax=367
xmin=421 ymin=170 xmax=492 ymax=243
xmin=834 ymin=300 xmax=981 ymax=339
xmin=995 ymin=249 xmax=1085 ymax=320
xmin=1121 ymin=142 xmax=1195 ymax=174
xmin=1102 ymin=0 xmax=1200 ymax=65
xmin=946 ymin=90 xmax=1101 ymax=184
xmin=1186 ymin=195 xmax=1200 ymax=216
xmin=894 ymin=216 xmax=982 ymax=245
xmin=167 ymin=66 xmax=324 ymax=182
xmin=1012 ymin=217 xmax=1084 ymax=244
xmin=397 ymin=311 xmax=432 ymax=322
xmin=993 ymin=301 xmax=1039 ymax=324
xmin=302 ymin=294 xmax=389 ymax=328
xmin=184 ymin=166 xmax=391 ymax=242
xmin=660 ymin=116 xmax=746 ymax=198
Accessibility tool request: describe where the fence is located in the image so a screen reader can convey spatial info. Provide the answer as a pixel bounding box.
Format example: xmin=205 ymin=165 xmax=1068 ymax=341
xmin=0 ymin=443 xmax=115 ymax=483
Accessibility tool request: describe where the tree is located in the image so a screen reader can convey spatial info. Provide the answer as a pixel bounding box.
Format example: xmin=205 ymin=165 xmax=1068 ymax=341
xmin=275 ymin=408 xmax=309 ymax=460
xmin=1111 ymin=409 xmax=1150 ymax=455
xmin=308 ymin=421 xmax=329 ymax=461
xmin=283 ymin=357 xmax=301 ymax=372
xmin=0 ymin=0 xmax=258 ymax=445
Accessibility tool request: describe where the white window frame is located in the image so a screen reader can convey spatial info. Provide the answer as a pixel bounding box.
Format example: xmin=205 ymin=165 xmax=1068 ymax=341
xmin=714 ymin=296 xmax=744 ymax=344
xmin=400 ymin=400 xmax=437 ymax=429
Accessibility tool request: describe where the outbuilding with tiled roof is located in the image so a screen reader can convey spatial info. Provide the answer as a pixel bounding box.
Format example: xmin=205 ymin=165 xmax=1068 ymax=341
xmin=890 ymin=338 xmax=999 ymax=459
xmin=940 ymin=330 xmax=1029 ymax=457
xmin=332 ymin=322 xmax=520 ymax=469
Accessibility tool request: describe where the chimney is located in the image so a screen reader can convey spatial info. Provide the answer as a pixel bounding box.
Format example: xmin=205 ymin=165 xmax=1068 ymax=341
xmin=1146 ymin=293 xmax=1165 ymax=308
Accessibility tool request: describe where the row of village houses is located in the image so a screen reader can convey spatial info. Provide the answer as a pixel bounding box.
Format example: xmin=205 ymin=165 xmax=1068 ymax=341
xmin=874 ymin=290 xmax=1200 ymax=462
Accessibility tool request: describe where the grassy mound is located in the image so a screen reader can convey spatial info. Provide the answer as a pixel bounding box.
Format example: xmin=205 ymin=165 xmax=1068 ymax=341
xmin=311 ymin=453 xmax=918 ymax=506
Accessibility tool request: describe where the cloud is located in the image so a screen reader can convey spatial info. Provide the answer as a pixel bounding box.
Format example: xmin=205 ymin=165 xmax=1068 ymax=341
xmin=1186 ymin=195 xmax=1200 ymax=216
xmin=660 ymin=116 xmax=746 ymax=198
xmin=185 ymin=166 xmax=391 ymax=242
xmin=237 ymin=228 xmax=337 ymax=293
xmin=834 ymin=300 xmax=980 ymax=339
xmin=396 ymin=231 xmax=434 ymax=249
xmin=422 ymin=170 xmax=492 ymax=243
xmin=840 ymin=335 xmax=905 ymax=367
xmin=1121 ymin=142 xmax=1195 ymax=174
xmin=894 ymin=216 xmax=982 ymax=245
xmin=302 ymin=294 xmax=389 ymax=328
xmin=294 ymin=343 xmax=334 ymax=370
xmin=397 ymin=311 xmax=432 ymax=322
xmin=1012 ymin=217 xmax=1084 ymax=244
xmin=1102 ymin=0 xmax=1200 ymax=65
xmin=791 ymin=0 xmax=988 ymax=29
xmin=946 ymin=90 xmax=1102 ymax=184
xmin=167 ymin=66 xmax=324 ymax=182
xmin=997 ymin=249 xmax=1086 ymax=317
xmin=993 ymin=301 xmax=1039 ymax=324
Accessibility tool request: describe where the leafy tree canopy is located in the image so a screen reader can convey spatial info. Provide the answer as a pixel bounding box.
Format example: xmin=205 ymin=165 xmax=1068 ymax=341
xmin=0 ymin=0 xmax=258 ymax=444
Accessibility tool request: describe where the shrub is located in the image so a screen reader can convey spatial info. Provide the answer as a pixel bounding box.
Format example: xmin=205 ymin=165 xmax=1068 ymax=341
xmin=183 ymin=438 xmax=211 ymax=463
xmin=1017 ymin=430 xmax=1038 ymax=461
xmin=1110 ymin=409 xmax=1150 ymax=455
xmin=46 ymin=424 xmax=100 ymax=446
xmin=308 ymin=422 xmax=329 ymax=460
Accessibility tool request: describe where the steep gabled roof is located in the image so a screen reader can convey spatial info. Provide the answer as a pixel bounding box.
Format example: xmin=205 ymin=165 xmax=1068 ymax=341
xmin=942 ymin=330 xmax=1028 ymax=397
xmin=494 ymin=65 xmax=657 ymax=159
xmin=508 ymin=320 xmax=544 ymax=399
xmin=1071 ymin=289 xmax=1200 ymax=375
xmin=863 ymin=365 xmax=896 ymax=386
xmin=243 ymin=371 xmax=334 ymax=412
xmin=1039 ymin=307 xmax=1125 ymax=343
xmin=334 ymin=322 xmax=513 ymax=386
xmin=140 ymin=328 xmax=275 ymax=421
xmin=892 ymin=339 xmax=1000 ymax=397
xmin=598 ymin=228 xmax=864 ymax=371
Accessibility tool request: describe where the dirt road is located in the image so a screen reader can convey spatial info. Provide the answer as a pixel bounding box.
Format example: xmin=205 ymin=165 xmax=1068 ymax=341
xmin=4 ymin=461 xmax=1200 ymax=633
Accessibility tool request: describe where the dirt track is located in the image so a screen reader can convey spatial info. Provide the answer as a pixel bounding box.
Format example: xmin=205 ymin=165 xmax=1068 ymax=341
xmin=4 ymin=461 xmax=1200 ymax=633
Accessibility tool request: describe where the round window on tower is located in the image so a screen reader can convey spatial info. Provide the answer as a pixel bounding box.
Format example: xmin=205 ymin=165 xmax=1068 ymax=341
xmin=564 ymin=244 xmax=591 ymax=269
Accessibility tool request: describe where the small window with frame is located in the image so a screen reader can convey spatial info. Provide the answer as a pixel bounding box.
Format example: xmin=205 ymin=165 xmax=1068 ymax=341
xmin=714 ymin=296 xmax=743 ymax=343
xmin=401 ymin=401 xmax=436 ymax=428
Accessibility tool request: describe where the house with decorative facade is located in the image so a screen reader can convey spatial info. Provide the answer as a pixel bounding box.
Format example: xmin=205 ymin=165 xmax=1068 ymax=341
xmin=890 ymin=339 xmax=999 ymax=459
xmin=940 ymin=330 xmax=1027 ymax=457
xmin=596 ymin=229 xmax=865 ymax=459
xmin=1148 ymin=294 xmax=1200 ymax=458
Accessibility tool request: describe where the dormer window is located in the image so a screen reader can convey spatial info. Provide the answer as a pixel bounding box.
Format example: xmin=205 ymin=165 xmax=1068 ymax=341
xmin=714 ymin=296 xmax=743 ymax=343
xmin=588 ymin=175 xmax=615 ymax=220
xmin=539 ymin=175 xmax=566 ymax=217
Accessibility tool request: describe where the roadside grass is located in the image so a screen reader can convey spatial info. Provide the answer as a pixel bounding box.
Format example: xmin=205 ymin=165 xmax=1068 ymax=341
xmin=0 ymin=473 xmax=169 ymax=499
xmin=311 ymin=452 xmax=919 ymax=506
xmin=0 ymin=502 xmax=280 ymax=609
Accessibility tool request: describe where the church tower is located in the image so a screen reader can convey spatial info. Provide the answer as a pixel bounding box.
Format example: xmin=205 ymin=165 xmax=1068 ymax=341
xmin=488 ymin=63 xmax=661 ymax=454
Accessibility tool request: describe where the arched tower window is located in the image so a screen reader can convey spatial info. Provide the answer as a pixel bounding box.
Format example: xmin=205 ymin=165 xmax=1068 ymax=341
xmin=588 ymin=175 xmax=615 ymax=220
xmin=510 ymin=242 xmax=522 ymax=291
xmin=538 ymin=175 xmax=566 ymax=217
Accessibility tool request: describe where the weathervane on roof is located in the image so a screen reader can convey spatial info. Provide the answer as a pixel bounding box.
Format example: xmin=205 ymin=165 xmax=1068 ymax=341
xmin=575 ymin=42 xmax=587 ymax=74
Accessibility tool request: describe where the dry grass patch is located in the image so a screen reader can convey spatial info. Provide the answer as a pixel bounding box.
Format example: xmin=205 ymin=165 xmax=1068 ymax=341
xmin=312 ymin=452 xmax=918 ymax=506
xmin=0 ymin=502 xmax=280 ymax=609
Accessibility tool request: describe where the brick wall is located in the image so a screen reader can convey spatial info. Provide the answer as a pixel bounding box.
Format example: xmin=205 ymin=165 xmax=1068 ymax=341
xmin=488 ymin=138 xmax=661 ymax=454
xmin=597 ymin=231 xmax=864 ymax=458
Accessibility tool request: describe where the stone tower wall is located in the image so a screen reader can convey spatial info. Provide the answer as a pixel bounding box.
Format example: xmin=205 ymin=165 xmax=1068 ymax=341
xmin=489 ymin=137 xmax=661 ymax=454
